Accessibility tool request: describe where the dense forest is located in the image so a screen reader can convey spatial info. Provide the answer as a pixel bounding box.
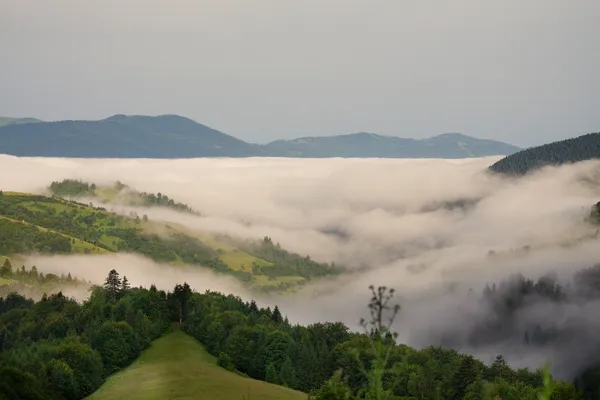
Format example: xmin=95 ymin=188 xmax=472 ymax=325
xmin=0 ymin=268 xmax=588 ymax=400
xmin=49 ymin=179 xmax=199 ymax=215
xmin=489 ymin=132 xmax=600 ymax=175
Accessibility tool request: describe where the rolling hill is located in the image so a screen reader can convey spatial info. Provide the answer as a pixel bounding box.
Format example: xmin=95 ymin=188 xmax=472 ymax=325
xmin=85 ymin=330 xmax=307 ymax=400
xmin=0 ymin=187 xmax=339 ymax=292
xmin=0 ymin=114 xmax=263 ymax=158
xmin=0 ymin=114 xmax=520 ymax=158
xmin=264 ymin=132 xmax=521 ymax=158
xmin=489 ymin=131 xmax=600 ymax=175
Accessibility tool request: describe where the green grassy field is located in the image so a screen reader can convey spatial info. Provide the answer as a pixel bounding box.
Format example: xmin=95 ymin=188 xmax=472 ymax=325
xmin=86 ymin=330 xmax=307 ymax=400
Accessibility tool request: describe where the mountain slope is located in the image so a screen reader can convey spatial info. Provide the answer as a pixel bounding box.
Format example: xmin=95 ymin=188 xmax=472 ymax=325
xmin=0 ymin=189 xmax=339 ymax=292
xmin=0 ymin=116 xmax=42 ymax=127
xmin=85 ymin=330 xmax=307 ymax=400
xmin=489 ymin=132 xmax=600 ymax=175
xmin=264 ymin=132 xmax=520 ymax=158
xmin=0 ymin=114 xmax=263 ymax=158
xmin=0 ymin=114 xmax=520 ymax=158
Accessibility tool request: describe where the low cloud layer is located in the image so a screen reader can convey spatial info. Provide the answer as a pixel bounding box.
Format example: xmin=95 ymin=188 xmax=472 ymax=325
xmin=3 ymin=154 xmax=600 ymax=377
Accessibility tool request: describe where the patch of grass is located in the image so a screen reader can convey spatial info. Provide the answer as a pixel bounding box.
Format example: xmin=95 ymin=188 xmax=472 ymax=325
xmin=86 ymin=330 xmax=307 ymax=400
xmin=0 ymin=277 xmax=15 ymax=286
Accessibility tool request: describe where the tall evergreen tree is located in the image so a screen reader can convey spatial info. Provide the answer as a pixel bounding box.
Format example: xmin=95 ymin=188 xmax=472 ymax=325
xmin=272 ymin=305 xmax=283 ymax=324
xmin=121 ymin=276 xmax=131 ymax=292
xmin=104 ymin=269 xmax=121 ymax=299
xmin=451 ymin=356 xmax=479 ymax=400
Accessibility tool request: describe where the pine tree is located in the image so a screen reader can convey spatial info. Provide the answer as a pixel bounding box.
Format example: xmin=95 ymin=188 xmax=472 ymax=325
xmin=104 ymin=269 xmax=122 ymax=298
xmin=121 ymin=276 xmax=131 ymax=292
xmin=451 ymin=356 xmax=479 ymax=400
xmin=0 ymin=258 xmax=13 ymax=277
xmin=272 ymin=305 xmax=283 ymax=324
xmin=249 ymin=299 xmax=259 ymax=313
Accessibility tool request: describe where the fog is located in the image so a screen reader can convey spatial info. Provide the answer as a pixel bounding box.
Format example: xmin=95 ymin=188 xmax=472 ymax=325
xmin=2 ymin=154 xmax=600 ymax=378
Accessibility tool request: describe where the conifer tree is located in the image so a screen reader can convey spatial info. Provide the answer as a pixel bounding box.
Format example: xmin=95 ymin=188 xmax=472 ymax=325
xmin=0 ymin=258 xmax=12 ymax=277
xmin=272 ymin=305 xmax=283 ymax=324
xmin=121 ymin=276 xmax=131 ymax=292
xmin=104 ymin=269 xmax=121 ymax=298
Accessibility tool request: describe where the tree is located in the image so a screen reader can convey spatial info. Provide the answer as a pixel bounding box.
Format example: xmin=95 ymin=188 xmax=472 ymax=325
xmin=272 ymin=305 xmax=283 ymax=324
xmin=364 ymin=286 xmax=401 ymax=399
xmin=0 ymin=258 xmax=13 ymax=277
xmin=451 ymin=356 xmax=479 ymax=400
xmin=121 ymin=276 xmax=131 ymax=292
xmin=280 ymin=356 xmax=297 ymax=388
xmin=312 ymin=369 xmax=352 ymax=400
xmin=266 ymin=363 xmax=279 ymax=384
xmin=104 ymin=269 xmax=122 ymax=299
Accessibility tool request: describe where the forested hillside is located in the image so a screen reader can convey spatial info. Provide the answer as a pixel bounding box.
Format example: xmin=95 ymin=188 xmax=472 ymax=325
xmin=48 ymin=179 xmax=199 ymax=215
xmin=489 ymin=132 xmax=600 ymax=175
xmin=0 ymin=189 xmax=340 ymax=292
xmin=0 ymin=270 xmax=584 ymax=400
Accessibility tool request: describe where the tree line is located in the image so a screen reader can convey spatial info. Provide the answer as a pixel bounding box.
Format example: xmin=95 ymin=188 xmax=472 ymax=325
xmin=49 ymin=179 xmax=199 ymax=215
xmin=0 ymin=269 xmax=587 ymax=399
xmin=489 ymin=132 xmax=600 ymax=175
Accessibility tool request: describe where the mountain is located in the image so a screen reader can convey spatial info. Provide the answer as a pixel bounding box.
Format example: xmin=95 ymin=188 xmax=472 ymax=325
xmin=0 ymin=116 xmax=42 ymax=127
xmin=264 ymin=132 xmax=520 ymax=158
xmin=489 ymin=132 xmax=600 ymax=175
xmin=0 ymin=114 xmax=263 ymax=158
xmin=0 ymin=114 xmax=520 ymax=158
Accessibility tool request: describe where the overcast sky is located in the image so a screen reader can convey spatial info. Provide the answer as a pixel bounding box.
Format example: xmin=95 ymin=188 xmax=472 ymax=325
xmin=1 ymin=1 xmax=599 ymax=147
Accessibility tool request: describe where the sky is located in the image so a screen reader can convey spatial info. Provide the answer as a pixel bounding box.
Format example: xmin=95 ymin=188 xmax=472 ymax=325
xmin=1 ymin=0 xmax=599 ymax=147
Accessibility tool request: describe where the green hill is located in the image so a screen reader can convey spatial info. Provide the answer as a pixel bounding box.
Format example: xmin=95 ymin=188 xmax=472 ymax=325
xmin=0 ymin=189 xmax=339 ymax=292
xmin=489 ymin=131 xmax=600 ymax=175
xmin=0 ymin=113 xmax=520 ymax=158
xmin=86 ymin=330 xmax=306 ymax=400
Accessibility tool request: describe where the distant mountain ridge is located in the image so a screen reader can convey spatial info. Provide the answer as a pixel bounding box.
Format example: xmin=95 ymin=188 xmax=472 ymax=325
xmin=0 ymin=116 xmax=43 ymax=127
xmin=266 ymin=131 xmax=520 ymax=158
xmin=489 ymin=131 xmax=600 ymax=175
xmin=0 ymin=114 xmax=520 ymax=159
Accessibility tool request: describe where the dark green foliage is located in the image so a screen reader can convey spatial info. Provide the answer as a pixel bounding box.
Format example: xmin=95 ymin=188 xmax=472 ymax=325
xmin=0 ymin=275 xmax=586 ymax=400
xmin=0 ymin=218 xmax=72 ymax=255
xmin=49 ymin=180 xmax=94 ymax=197
xmin=489 ymin=132 xmax=600 ymax=175
xmin=181 ymin=286 xmax=577 ymax=400
xmin=0 ymin=270 xmax=171 ymax=400
xmin=235 ymin=236 xmax=342 ymax=281
xmin=217 ymin=352 xmax=234 ymax=371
